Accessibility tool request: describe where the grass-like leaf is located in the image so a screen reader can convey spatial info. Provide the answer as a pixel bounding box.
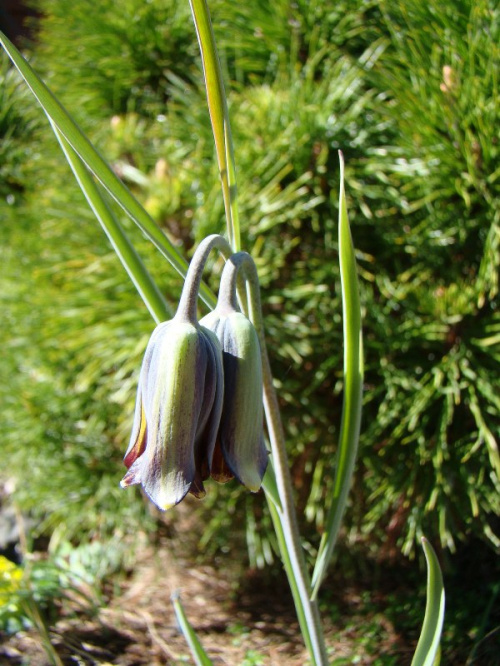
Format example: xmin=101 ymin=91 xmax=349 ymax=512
xmin=0 ymin=31 xmax=215 ymax=309
xmin=265 ymin=498 xmax=326 ymax=665
xmin=411 ymin=538 xmax=445 ymax=666
xmin=52 ymin=124 xmax=172 ymax=324
xmin=311 ymin=151 xmax=363 ymax=598
xmin=188 ymin=0 xmax=240 ymax=251
xmin=261 ymin=458 xmax=282 ymax=512
xmin=171 ymin=592 xmax=213 ymax=666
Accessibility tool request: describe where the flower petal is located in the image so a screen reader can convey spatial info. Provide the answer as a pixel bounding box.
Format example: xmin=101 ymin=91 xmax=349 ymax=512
xmin=200 ymin=311 xmax=268 ymax=491
xmin=122 ymin=317 xmax=225 ymax=510
xmin=123 ymin=402 xmax=147 ymax=469
xmin=210 ymin=438 xmax=234 ymax=483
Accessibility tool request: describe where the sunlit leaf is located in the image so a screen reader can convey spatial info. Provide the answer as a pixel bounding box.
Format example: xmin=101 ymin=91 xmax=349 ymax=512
xmin=188 ymin=0 xmax=240 ymax=251
xmin=0 ymin=31 xmax=215 ymax=308
xmin=411 ymin=538 xmax=445 ymax=666
xmin=52 ymin=124 xmax=172 ymax=324
xmin=172 ymin=592 xmax=213 ymax=666
xmin=311 ymin=151 xmax=363 ymax=598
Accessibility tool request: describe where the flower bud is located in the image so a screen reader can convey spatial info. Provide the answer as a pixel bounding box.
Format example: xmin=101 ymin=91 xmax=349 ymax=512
xmin=200 ymin=308 xmax=268 ymax=491
xmin=121 ymin=318 xmax=223 ymax=510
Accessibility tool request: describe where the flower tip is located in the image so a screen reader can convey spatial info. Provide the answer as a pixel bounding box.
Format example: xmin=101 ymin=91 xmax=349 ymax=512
xmin=157 ymin=500 xmax=176 ymax=511
xmin=242 ymin=470 xmax=265 ymax=493
xmin=120 ymin=468 xmax=139 ymax=488
xmin=145 ymin=488 xmax=179 ymax=512
xmin=189 ymin=475 xmax=207 ymax=499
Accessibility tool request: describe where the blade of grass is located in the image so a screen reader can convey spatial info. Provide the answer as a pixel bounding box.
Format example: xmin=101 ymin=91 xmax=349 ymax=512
xmin=265 ymin=498 xmax=322 ymax=664
xmin=52 ymin=124 xmax=172 ymax=324
xmin=0 ymin=31 xmax=215 ymax=309
xmin=311 ymin=151 xmax=363 ymax=598
xmin=261 ymin=333 xmax=328 ymax=665
xmin=411 ymin=538 xmax=445 ymax=666
xmin=188 ymin=0 xmax=240 ymax=251
xmin=171 ymin=592 xmax=213 ymax=666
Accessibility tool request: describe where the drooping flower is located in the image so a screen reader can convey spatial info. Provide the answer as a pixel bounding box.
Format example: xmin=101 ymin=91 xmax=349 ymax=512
xmin=200 ymin=267 xmax=268 ymax=491
xmin=121 ymin=316 xmax=223 ymax=510
xmin=121 ymin=236 xmax=268 ymax=509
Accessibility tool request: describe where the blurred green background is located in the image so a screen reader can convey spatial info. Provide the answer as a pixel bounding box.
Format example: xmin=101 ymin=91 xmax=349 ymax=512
xmin=1 ymin=0 xmax=499 ymax=661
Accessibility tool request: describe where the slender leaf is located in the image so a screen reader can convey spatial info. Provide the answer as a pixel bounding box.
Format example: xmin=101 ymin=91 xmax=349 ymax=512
xmin=311 ymin=151 xmax=363 ymax=598
xmin=266 ymin=498 xmax=325 ymax=665
xmin=411 ymin=538 xmax=445 ymax=666
xmin=52 ymin=124 xmax=172 ymax=324
xmin=172 ymin=592 xmax=213 ymax=666
xmin=261 ymin=458 xmax=282 ymax=512
xmin=261 ymin=350 xmax=329 ymax=665
xmin=188 ymin=0 xmax=240 ymax=251
xmin=0 ymin=31 xmax=215 ymax=309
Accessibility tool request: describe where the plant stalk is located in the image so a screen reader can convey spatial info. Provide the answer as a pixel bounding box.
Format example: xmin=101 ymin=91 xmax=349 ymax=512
xmin=227 ymin=253 xmax=328 ymax=666
xmin=176 ymin=234 xmax=232 ymax=321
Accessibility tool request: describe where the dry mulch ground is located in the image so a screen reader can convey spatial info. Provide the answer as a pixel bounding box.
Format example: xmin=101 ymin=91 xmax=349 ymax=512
xmin=8 ymin=499 xmax=497 ymax=665
xmin=1 ymin=540 xmax=314 ymax=665
xmin=2 ymin=532 xmax=498 ymax=666
xmin=1 ymin=501 xmax=499 ymax=664
xmin=0 ymin=530 xmax=409 ymax=666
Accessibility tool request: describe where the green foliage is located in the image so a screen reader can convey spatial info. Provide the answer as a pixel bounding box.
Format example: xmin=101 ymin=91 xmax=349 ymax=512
xmin=1 ymin=175 xmax=172 ymax=542
xmin=1 ymin=0 xmax=498 ymax=580
xmin=0 ymin=553 xmax=95 ymax=635
xmin=27 ymin=0 xmax=198 ymax=119
xmin=346 ymin=0 xmax=500 ymax=554
xmin=0 ymin=55 xmax=41 ymax=197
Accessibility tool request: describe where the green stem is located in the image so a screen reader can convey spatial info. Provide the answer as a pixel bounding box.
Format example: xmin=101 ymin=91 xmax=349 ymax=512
xmin=176 ymin=234 xmax=232 ymax=322
xmin=188 ymin=0 xmax=240 ymax=251
xmin=260 ymin=345 xmax=328 ymax=666
xmin=172 ymin=592 xmax=213 ymax=666
xmin=224 ymin=252 xmax=328 ymax=666
xmin=216 ymin=256 xmax=242 ymax=311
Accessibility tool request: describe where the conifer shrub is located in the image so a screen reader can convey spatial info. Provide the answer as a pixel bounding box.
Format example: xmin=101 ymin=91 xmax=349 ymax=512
xmin=1 ymin=0 xmax=498 ymax=560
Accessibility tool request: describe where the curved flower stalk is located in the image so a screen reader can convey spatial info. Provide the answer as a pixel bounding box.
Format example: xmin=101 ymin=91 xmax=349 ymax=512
xmin=121 ymin=235 xmax=232 ymax=510
xmin=200 ymin=258 xmax=268 ymax=491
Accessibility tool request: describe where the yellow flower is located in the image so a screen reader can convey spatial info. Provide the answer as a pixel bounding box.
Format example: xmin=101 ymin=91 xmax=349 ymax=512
xmin=0 ymin=556 xmax=22 ymax=604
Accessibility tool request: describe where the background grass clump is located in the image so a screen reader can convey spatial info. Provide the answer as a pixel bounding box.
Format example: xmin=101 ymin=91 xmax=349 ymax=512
xmin=1 ymin=0 xmax=498 ymax=601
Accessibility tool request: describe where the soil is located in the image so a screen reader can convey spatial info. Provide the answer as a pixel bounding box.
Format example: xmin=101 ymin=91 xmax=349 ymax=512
xmin=0 ymin=536 xmax=406 ymax=666
xmin=0 ymin=541 xmax=310 ymax=665
xmin=1 ymin=502 xmax=498 ymax=665
xmin=0 ymin=499 xmax=400 ymax=666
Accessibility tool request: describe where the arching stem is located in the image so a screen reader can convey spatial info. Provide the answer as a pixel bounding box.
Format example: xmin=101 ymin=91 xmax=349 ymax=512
xmin=176 ymin=234 xmax=232 ymax=323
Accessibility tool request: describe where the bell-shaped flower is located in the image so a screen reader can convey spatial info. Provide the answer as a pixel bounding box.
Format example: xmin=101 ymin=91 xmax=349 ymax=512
xmin=200 ymin=300 xmax=268 ymax=492
xmin=121 ymin=316 xmax=223 ymax=510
